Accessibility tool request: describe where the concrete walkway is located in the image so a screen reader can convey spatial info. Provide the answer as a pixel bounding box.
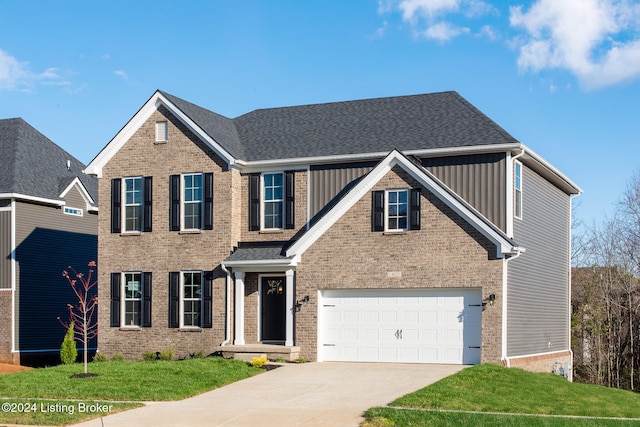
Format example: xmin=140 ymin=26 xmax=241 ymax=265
xmin=72 ymin=362 xmax=464 ymax=427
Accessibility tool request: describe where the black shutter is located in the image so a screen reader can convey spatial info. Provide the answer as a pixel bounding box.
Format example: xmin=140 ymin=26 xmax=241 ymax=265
xmin=409 ymin=188 xmax=421 ymax=230
xmin=111 ymin=179 xmax=121 ymax=233
xmin=202 ymin=271 xmax=213 ymax=328
xmin=372 ymin=190 xmax=384 ymax=232
xmin=168 ymin=272 xmax=180 ymax=328
xmin=142 ymin=272 xmax=152 ymax=327
xmin=285 ymin=171 xmax=295 ymax=229
xmin=203 ymin=173 xmax=213 ymax=230
xmin=110 ymin=273 xmax=121 ymax=327
xmin=249 ymin=174 xmax=260 ymax=231
xmin=143 ymin=176 xmax=153 ymax=232
xmin=169 ymin=175 xmax=180 ymax=231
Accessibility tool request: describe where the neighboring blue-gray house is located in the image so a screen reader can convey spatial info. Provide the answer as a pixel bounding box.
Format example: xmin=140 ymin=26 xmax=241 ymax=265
xmin=0 ymin=118 xmax=98 ymax=365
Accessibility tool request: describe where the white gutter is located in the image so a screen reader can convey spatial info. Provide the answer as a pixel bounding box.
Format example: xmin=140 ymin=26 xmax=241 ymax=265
xmin=219 ymin=263 xmax=232 ymax=347
xmin=0 ymin=193 xmax=65 ymax=207
xmin=502 ymin=248 xmax=524 ymax=367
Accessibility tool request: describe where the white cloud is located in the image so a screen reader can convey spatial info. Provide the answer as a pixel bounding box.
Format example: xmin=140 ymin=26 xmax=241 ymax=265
xmin=477 ymin=24 xmax=498 ymax=41
xmin=0 ymin=48 xmax=30 ymax=90
xmin=424 ymin=21 xmax=470 ymax=41
xmin=114 ymin=70 xmax=128 ymax=80
xmin=510 ymin=0 xmax=640 ymax=88
xmin=0 ymin=48 xmax=71 ymax=92
xmin=399 ymin=0 xmax=460 ymax=22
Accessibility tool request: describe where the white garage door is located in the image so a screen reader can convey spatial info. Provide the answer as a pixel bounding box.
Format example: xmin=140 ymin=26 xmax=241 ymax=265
xmin=319 ymin=288 xmax=482 ymax=364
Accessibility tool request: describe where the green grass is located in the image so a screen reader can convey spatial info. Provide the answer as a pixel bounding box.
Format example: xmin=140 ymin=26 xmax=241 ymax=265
xmin=363 ymin=364 xmax=640 ymax=426
xmin=0 ymin=356 xmax=262 ymax=426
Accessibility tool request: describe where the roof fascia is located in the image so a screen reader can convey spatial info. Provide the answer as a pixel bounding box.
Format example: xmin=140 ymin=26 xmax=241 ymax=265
xmin=285 ymin=150 xmax=517 ymax=260
xmin=59 ymin=177 xmax=97 ymax=210
xmin=222 ymin=258 xmax=297 ymax=270
xmin=85 ymin=91 xmax=237 ymax=177
xmin=0 ymin=193 xmax=65 ymax=207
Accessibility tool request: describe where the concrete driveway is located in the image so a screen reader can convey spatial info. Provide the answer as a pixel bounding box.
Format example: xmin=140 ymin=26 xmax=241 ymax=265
xmin=73 ymin=362 xmax=464 ymax=427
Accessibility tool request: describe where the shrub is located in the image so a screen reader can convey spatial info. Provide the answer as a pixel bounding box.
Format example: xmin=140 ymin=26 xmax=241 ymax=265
xmin=60 ymin=322 xmax=78 ymax=365
xmin=142 ymin=350 xmax=158 ymax=361
xmin=111 ymin=353 xmax=125 ymax=362
xmin=250 ymin=356 xmax=268 ymax=368
xmin=92 ymin=352 xmax=108 ymax=362
xmin=158 ymin=348 xmax=175 ymax=361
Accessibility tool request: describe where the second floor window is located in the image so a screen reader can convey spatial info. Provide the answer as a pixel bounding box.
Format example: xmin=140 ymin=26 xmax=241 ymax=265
xmin=263 ymin=173 xmax=284 ymax=229
xmin=111 ymin=176 xmax=152 ymax=233
xmin=124 ymin=177 xmax=142 ymax=231
xmin=515 ymin=161 xmax=523 ymax=219
xmin=183 ymin=174 xmax=203 ymax=230
xmin=386 ymin=189 xmax=408 ymax=231
xmin=169 ymin=173 xmax=214 ymax=232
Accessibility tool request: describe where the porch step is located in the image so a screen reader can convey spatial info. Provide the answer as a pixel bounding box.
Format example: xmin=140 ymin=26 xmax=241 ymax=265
xmin=220 ymin=344 xmax=301 ymax=362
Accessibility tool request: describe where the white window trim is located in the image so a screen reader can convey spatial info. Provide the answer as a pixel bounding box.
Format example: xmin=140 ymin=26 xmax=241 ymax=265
xmin=384 ymin=189 xmax=409 ymax=232
xmin=123 ymin=176 xmax=143 ymax=232
xmin=181 ymin=173 xmax=204 ymax=231
xmin=181 ymin=271 xmax=203 ymax=328
xmin=155 ymin=121 xmax=168 ymax=142
xmin=63 ymin=206 xmax=83 ymax=217
xmin=121 ymin=272 xmax=142 ymax=328
xmin=261 ymin=172 xmax=285 ymax=231
xmin=514 ymin=160 xmax=523 ymax=220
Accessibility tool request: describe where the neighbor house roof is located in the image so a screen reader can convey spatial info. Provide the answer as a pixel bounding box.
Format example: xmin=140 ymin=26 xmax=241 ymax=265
xmin=0 ymin=118 xmax=98 ymax=205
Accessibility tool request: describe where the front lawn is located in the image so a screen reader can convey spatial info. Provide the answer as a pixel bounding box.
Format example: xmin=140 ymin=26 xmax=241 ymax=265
xmin=0 ymin=357 xmax=262 ymax=426
xmin=363 ymin=364 xmax=640 ymax=426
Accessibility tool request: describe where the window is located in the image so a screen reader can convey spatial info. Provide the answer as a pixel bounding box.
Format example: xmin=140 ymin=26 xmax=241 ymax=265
xmin=372 ymin=188 xmax=421 ymax=232
xmin=168 ymin=271 xmax=213 ymax=328
xmin=110 ymin=272 xmax=152 ymax=328
xmin=123 ymin=272 xmax=142 ymax=327
xmin=248 ymin=172 xmax=295 ymax=231
xmin=156 ymin=121 xmax=168 ymax=142
xmin=63 ymin=207 xmax=83 ymax=216
xmin=386 ymin=190 xmax=408 ymax=231
xmin=183 ymin=174 xmax=203 ymax=230
xmin=182 ymin=271 xmax=202 ymax=327
xmin=111 ymin=177 xmax=152 ymax=233
xmin=263 ymin=173 xmax=284 ymax=229
xmin=124 ymin=177 xmax=142 ymax=231
xmin=514 ymin=161 xmax=523 ymax=219
xmin=169 ymin=173 xmax=213 ymax=232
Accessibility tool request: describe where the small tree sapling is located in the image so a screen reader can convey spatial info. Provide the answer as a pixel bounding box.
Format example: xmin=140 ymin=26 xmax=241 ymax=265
xmin=58 ymin=261 xmax=98 ymax=374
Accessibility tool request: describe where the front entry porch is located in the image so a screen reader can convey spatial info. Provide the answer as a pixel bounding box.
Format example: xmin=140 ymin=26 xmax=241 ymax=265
xmin=219 ymin=344 xmax=301 ymax=362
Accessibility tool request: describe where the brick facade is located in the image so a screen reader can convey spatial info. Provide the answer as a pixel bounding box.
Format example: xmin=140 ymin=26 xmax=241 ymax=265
xmin=98 ymin=108 xmax=232 ymax=359
xmin=0 ymin=291 xmax=16 ymax=364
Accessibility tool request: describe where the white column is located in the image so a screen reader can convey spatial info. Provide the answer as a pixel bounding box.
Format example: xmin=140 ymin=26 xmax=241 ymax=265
xmin=234 ymin=271 xmax=245 ymax=345
xmin=285 ymin=269 xmax=294 ymax=346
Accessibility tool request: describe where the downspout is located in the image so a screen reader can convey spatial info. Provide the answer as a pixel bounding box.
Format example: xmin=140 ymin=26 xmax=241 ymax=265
xmin=502 ymin=248 xmax=524 ymax=367
xmin=219 ymin=263 xmax=232 ymax=347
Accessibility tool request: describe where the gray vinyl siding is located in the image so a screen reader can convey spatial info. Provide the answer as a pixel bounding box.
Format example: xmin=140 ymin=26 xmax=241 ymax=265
xmin=0 ymin=210 xmax=11 ymax=289
xmin=13 ymin=196 xmax=97 ymax=353
xmin=309 ymin=162 xmax=376 ymax=219
xmin=422 ymin=153 xmax=507 ymax=232
xmin=507 ymin=164 xmax=571 ymax=357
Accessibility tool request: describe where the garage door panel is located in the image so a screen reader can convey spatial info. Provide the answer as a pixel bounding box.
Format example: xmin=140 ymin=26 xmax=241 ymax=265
xmin=320 ymin=288 xmax=482 ymax=364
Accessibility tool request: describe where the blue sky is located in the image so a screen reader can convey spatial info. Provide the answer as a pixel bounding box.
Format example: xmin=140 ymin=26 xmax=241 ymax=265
xmin=1 ymin=0 xmax=639 ymax=230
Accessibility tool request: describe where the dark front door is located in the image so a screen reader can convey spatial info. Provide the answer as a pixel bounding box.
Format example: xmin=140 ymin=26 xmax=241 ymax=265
xmin=261 ymin=276 xmax=286 ymax=343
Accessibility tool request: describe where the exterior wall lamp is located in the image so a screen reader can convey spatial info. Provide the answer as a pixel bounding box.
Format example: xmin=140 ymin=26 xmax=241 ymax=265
xmin=295 ymin=295 xmax=310 ymax=312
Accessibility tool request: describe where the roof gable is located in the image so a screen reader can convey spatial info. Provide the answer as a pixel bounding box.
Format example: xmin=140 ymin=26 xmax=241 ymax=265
xmin=285 ymin=150 xmax=521 ymax=260
xmin=0 ymin=118 xmax=98 ymax=205
xmin=85 ymin=91 xmax=239 ymax=177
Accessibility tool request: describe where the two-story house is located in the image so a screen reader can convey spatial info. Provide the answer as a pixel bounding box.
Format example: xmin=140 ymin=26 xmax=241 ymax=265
xmin=0 ymin=118 xmax=98 ymax=365
xmin=86 ymin=90 xmax=581 ymax=374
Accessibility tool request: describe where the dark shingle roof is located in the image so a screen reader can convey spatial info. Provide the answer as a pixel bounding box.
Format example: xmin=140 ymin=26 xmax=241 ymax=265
xmin=0 ymin=118 xmax=98 ymax=203
xmin=224 ymin=244 xmax=292 ymax=263
xmin=159 ymin=91 xmax=519 ymax=162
